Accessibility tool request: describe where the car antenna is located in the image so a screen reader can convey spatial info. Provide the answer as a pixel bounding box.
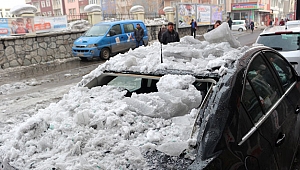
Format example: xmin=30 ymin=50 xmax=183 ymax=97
xmin=160 ymin=42 xmax=163 ymax=63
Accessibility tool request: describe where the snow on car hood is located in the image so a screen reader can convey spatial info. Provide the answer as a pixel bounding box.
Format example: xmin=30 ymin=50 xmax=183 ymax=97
xmin=0 ymin=27 xmax=250 ymax=169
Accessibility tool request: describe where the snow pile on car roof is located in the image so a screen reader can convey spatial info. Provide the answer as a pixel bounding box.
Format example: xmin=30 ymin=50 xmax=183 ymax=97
xmin=79 ymin=35 xmax=248 ymax=87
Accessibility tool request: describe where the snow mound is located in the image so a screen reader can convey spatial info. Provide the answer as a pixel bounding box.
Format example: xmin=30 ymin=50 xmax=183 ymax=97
xmin=10 ymin=4 xmax=37 ymax=15
xmin=130 ymin=5 xmax=145 ymax=13
xmin=84 ymin=4 xmax=102 ymax=12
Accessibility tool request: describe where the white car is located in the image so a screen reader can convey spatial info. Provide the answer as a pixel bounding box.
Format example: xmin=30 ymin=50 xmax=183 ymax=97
xmin=256 ymin=25 xmax=300 ymax=74
xmin=232 ymin=20 xmax=247 ymax=32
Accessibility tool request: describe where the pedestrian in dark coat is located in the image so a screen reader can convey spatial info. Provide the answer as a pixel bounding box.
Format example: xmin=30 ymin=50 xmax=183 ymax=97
xmin=158 ymin=25 xmax=167 ymax=43
xmin=207 ymin=20 xmax=221 ymax=32
xmin=161 ymin=22 xmax=180 ymax=45
xmin=134 ymin=23 xmax=144 ymax=48
xmin=228 ymin=17 xmax=233 ymax=30
xmin=250 ymin=21 xmax=254 ymax=33
xmin=190 ymin=19 xmax=197 ymax=38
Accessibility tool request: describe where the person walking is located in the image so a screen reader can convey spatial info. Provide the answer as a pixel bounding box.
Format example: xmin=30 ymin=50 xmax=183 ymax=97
xmin=228 ymin=17 xmax=233 ymax=30
xmin=207 ymin=20 xmax=221 ymax=32
xmin=158 ymin=25 xmax=167 ymax=43
xmin=249 ymin=20 xmax=255 ymax=33
xmin=279 ymin=19 xmax=285 ymax=26
xmin=190 ymin=19 xmax=197 ymax=38
xmin=245 ymin=19 xmax=249 ymax=31
xmin=269 ymin=19 xmax=273 ymax=27
xmin=161 ymin=22 xmax=180 ymax=45
xmin=133 ymin=23 xmax=144 ymax=48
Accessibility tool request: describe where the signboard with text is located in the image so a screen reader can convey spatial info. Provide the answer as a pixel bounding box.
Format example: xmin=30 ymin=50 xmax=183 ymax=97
xmin=232 ymin=3 xmax=264 ymax=10
xmin=34 ymin=16 xmax=67 ymax=33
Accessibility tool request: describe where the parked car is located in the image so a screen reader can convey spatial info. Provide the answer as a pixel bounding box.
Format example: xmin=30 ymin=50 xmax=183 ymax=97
xmin=255 ymin=25 xmax=300 ymax=74
xmin=232 ymin=20 xmax=247 ymax=32
xmin=85 ymin=45 xmax=300 ymax=169
xmin=72 ymin=20 xmax=149 ymax=61
xmin=286 ymin=20 xmax=300 ymax=27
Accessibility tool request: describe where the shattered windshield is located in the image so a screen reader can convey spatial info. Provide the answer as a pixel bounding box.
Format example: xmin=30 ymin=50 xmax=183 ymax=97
xmin=84 ymin=25 xmax=110 ymax=37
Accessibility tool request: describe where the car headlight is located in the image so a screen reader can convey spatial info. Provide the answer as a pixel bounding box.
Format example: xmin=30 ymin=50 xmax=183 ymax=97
xmin=87 ymin=44 xmax=97 ymax=48
xmin=73 ymin=44 xmax=76 ymax=47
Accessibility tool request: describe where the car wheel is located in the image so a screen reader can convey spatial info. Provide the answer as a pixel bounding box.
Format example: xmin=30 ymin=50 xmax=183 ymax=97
xmin=101 ymin=48 xmax=110 ymax=60
xmin=238 ymin=28 xmax=243 ymax=32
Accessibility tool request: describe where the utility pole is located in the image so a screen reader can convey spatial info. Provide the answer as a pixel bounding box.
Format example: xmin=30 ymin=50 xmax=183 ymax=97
xmin=224 ymin=0 xmax=227 ymax=20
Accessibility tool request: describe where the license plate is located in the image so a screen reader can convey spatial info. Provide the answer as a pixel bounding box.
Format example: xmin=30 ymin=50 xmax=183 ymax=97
xmin=77 ymin=53 xmax=83 ymax=57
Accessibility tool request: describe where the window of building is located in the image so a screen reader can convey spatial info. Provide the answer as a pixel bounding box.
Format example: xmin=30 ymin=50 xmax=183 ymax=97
xmin=46 ymin=0 xmax=51 ymax=7
xmin=41 ymin=1 xmax=45 ymax=8
xmin=48 ymin=11 xmax=52 ymax=16
xmin=89 ymin=0 xmax=98 ymax=4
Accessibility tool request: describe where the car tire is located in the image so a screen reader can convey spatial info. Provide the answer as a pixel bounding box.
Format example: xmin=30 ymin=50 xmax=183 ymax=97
xmin=101 ymin=48 xmax=110 ymax=60
xmin=238 ymin=28 xmax=243 ymax=32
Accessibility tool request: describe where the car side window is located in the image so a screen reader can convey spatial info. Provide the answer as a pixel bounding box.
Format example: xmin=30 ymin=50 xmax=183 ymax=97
xmin=242 ymin=54 xmax=281 ymax=123
xmin=124 ymin=24 xmax=134 ymax=33
xmin=111 ymin=24 xmax=122 ymax=35
xmin=263 ymin=51 xmax=296 ymax=91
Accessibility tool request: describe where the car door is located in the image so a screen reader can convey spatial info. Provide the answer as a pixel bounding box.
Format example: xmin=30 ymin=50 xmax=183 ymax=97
xmin=262 ymin=51 xmax=300 ymax=169
xmin=108 ymin=24 xmax=126 ymax=53
xmin=240 ymin=52 xmax=281 ymax=169
xmin=123 ymin=23 xmax=136 ymax=49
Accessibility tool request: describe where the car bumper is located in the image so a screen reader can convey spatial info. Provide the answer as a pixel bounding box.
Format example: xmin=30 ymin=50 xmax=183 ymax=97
xmin=72 ymin=47 xmax=100 ymax=58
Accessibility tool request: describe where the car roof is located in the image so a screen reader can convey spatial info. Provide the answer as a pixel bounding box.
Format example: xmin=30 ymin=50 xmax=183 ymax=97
xmin=94 ymin=20 xmax=144 ymax=26
xmin=260 ymin=25 xmax=300 ymax=35
xmin=286 ymin=20 xmax=300 ymax=26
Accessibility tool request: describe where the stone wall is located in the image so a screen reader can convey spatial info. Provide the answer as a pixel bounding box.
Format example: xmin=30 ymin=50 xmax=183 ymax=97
xmin=0 ymin=25 xmax=211 ymax=69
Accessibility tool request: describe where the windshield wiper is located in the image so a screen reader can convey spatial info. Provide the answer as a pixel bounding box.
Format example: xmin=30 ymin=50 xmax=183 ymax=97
xmin=271 ymin=47 xmax=283 ymax=51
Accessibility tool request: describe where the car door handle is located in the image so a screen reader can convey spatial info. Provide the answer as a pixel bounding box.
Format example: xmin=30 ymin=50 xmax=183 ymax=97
xmin=295 ymin=105 xmax=300 ymax=114
xmin=275 ymin=133 xmax=285 ymax=147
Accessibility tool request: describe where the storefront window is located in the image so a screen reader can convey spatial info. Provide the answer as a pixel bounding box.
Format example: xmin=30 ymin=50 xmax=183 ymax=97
xmin=241 ymin=12 xmax=248 ymax=20
xmin=233 ymin=13 xmax=240 ymax=20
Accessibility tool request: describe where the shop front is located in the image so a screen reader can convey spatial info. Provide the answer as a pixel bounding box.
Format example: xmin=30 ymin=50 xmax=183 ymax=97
xmin=231 ymin=2 xmax=271 ymax=26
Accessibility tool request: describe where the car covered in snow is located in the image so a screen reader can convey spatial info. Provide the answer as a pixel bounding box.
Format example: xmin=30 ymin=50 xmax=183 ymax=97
xmin=83 ymin=44 xmax=300 ymax=170
xmin=0 ymin=24 xmax=299 ymax=170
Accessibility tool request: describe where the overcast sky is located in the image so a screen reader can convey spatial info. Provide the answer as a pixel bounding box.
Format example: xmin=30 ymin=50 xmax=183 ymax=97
xmin=4 ymin=0 xmax=25 ymax=8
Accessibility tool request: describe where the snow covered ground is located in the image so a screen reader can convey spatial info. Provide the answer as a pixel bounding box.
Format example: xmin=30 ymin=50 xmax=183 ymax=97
xmin=0 ymin=23 xmax=250 ymax=169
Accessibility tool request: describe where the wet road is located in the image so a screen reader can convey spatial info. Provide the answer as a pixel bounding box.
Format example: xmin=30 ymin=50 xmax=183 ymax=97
xmin=0 ymin=58 xmax=105 ymax=86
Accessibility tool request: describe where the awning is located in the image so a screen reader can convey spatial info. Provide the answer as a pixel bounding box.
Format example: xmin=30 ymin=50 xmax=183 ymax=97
xmin=257 ymin=9 xmax=272 ymax=13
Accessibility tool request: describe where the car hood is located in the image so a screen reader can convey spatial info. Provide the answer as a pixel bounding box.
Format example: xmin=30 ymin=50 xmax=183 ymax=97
xmin=74 ymin=36 xmax=103 ymax=45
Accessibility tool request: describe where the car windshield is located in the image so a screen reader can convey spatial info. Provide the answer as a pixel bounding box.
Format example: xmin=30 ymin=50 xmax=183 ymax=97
xmin=257 ymin=33 xmax=300 ymax=51
xmin=84 ymin=25 xmax=110 ymax=37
